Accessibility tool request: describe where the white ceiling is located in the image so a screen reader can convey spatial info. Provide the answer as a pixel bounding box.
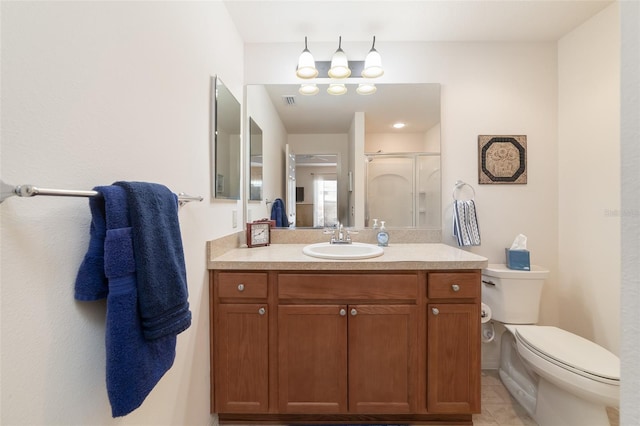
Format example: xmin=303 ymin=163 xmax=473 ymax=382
xmin=224 ymin=0 xmax=613 ymax=134
xmin=223 ymin=0 xmax=613 ymax=44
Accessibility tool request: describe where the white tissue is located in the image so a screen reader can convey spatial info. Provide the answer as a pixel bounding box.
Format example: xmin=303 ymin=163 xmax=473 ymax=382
xmin=510 ymin=234 xmax=528 ymax=250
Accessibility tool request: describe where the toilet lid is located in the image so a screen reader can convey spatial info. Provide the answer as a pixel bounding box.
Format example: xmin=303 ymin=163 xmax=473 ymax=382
xmin=514 ymin=326 xmax=620 ymax=383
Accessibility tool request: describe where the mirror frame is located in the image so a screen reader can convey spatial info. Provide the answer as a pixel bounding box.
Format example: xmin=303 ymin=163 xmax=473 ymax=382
xmin=212 ymin=76 xmax=241 ymax=200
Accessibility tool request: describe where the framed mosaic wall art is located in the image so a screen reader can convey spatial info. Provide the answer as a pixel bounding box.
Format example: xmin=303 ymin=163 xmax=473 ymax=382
xmin=478 ymin=135 xmax=527 ymax=184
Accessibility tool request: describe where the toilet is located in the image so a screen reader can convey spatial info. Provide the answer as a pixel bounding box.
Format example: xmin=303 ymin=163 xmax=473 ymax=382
xmin=482 ymin=264 xmax=619 ymax=426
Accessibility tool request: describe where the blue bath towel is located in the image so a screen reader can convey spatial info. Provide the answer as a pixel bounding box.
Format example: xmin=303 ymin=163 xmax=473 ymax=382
xmin=114 ymin=181 xmax=191 ymax=341
xmin=74 ymin=193 xmax=108 ymax=301
xmin=270 ymin=197 xmax=289 ymax=227
xmin=75 ymin=185 xmax=176 ymax=417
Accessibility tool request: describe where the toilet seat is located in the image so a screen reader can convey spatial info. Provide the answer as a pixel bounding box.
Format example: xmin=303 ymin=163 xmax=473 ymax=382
xmin=506 ymin=325 xmax=620 ymax=408
xmin=512 ymin=325 xmax=619 ymax=384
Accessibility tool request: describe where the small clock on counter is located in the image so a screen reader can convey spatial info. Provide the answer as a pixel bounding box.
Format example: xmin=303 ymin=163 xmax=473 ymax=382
xmin=246 ymin=220 xmax=272 ymax=247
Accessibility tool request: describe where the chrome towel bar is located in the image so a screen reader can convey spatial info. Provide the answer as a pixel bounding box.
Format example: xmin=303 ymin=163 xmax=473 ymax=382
xmin=0 ymin=180 xmax=203 ymax=206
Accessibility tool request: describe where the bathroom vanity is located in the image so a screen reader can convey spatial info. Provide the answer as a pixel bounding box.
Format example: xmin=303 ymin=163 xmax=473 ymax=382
xmin=208 ymin=242 xmax=487 ymax=425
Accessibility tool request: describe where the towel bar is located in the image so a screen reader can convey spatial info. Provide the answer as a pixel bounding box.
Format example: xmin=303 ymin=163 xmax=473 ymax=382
xmin=0 ymin=180 xmax=203 ymax=206
xmin=452 ymin=180 xmax=476 ymax=200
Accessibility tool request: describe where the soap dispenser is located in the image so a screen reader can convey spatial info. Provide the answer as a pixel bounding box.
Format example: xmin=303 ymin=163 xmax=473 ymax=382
xmin=377 ymin=220 xmax=389 ymax=247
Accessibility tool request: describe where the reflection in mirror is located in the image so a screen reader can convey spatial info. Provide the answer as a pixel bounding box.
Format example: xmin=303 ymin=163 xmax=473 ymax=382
xmin=249 ymin=118 xmax=263 ymax=200
xmin=213 ymin=76 xmax=241 ymax=200
xmin=293 ymin=154 xmax=338 ymax=228
xmin=247 ymin=83 xmax=440 ymax=229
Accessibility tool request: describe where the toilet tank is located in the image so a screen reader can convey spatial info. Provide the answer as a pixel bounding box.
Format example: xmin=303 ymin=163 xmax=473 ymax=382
xmin=481 ymin=264 xmax=549 ymax=324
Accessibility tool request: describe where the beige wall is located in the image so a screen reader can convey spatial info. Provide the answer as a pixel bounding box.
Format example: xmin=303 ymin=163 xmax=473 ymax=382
xmin=558 ymin=3 xmax=620 ymax=354
xmin=1 ymin=1 xmax=243 ymax=424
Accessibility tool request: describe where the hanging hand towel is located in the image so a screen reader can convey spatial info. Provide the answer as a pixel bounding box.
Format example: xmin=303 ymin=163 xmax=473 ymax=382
xmin=270 ymin=198 xmax=289 ymax=227
xmin=453 ymin=199 xmax=481 ymax=246
xmin=75 ymin=185 xmax=176 ymax=417
xmin=114 ymin=181 xmax=191 ymax=341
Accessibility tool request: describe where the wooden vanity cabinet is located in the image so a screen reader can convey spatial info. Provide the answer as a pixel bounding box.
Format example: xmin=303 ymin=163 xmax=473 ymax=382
xmin=210 ymin=268 xmax=481 ymax=424
xmin=277 ymin=273 xmax=419 ymax=414
xmin=426 ymin=272 xmax=481 ymax=414
xmin=211 ymin=272 xmax=271 ymax=414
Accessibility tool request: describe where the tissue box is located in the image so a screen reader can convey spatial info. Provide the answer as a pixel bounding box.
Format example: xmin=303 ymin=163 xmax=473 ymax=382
xmin=505 ymin=248 xmax=530 ymax=270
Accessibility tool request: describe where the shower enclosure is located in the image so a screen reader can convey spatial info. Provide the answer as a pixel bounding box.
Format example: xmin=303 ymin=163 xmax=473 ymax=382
xmin=365 ymin=153 xmax=441 ymax=228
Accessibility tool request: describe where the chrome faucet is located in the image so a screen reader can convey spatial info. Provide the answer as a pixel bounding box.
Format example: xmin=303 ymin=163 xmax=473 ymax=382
xmin=330 ymin=223 xmax=352 ymax=244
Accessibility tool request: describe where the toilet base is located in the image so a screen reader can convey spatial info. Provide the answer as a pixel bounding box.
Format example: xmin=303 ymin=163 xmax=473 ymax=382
xmin=535 ymin=378 xmax=611 ymax=426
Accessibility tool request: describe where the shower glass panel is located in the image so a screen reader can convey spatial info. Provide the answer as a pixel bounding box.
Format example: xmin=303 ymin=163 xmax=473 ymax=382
xmin=417 ymin=154 xmax=441 ymax=228
xmin=366 ymin=156 xmax=414 ymax=227
xmin=366 ymin=153 xmax=441 ymax=229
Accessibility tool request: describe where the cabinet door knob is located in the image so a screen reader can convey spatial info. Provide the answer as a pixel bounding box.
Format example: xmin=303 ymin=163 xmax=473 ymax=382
xmin=258 ymin=307 xmax=266 ymax=315
xmin=432 ymin=307 xmax=440 ymax=315
xmin=339 ymin=308 xmax=347 ymax=316
xmin=350 ymin=308 xmax=358 ymax=316
xmin=451 ymin=284 xmax=460 ymax=292
xmin=237 ymin=284 xmax=245 ymax=292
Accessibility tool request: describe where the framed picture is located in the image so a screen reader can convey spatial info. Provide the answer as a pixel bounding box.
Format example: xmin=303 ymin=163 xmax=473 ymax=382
xmin=478 ymin=135 xmax=527 ymax=184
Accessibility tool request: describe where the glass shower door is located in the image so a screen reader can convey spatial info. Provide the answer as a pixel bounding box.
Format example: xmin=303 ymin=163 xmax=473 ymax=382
xmin=366 ymin=156 xmax=415 ymax=227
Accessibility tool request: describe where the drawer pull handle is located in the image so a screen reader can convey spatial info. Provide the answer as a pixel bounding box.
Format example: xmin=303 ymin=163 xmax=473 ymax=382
xmin=432 ymin=307 xmax=440 ymax=316
xmin=350 ymin=308 xmax=358 ymax=316
xmin=237 ymin=284 xmax=245 ymax=292
xmin=258 ymin=307 xmax=266 ymax=315
xmin=451 ymin=284 xmax=460 ymax=292
xmin=339 ymin=308 xmax=347 ymax=316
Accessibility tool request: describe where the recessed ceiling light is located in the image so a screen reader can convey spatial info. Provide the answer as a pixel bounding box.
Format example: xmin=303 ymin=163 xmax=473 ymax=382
xmin=393 ymin=122 xmax=406 ymax=129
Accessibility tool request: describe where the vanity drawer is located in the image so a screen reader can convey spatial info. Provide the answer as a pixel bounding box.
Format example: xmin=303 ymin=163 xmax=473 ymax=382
xmin=217 ymin=272 xmax=268 ymax=299
xmin=278 ymin=273 xmax=418 ymax=301
xmin=428 ymin=272 xmax=479 ymax=299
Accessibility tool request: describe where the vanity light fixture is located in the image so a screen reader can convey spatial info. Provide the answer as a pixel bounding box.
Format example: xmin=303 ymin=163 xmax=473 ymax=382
xmin=327 ymin=83 xmax=347 ymax=96
xmin=296 ymin=36 xmax=319 ymax=79
xmin=328 ymin=36 xmax=351 ymax=79
xmin=299 ymin=83 xmax=320 ymax=96
xmin=356 ymin=83 xmax=376 ymax=95
xmin=362 ymin=36 xmax=384 ymax=78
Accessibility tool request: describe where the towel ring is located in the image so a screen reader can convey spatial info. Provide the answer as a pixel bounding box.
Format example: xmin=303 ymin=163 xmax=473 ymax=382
xmin=452 ymin=180 xmax=476 ymax=201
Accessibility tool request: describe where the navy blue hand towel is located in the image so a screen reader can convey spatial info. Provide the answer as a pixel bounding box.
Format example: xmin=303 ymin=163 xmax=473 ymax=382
xmin=270 ymin=197 xmax=289 ymax=227
xmin=74 ymin=191 xmax=108 ymax=301
xmin=75 ymin=185 xmax=176 ymax=417
xmin=114 ymin=181 xmax=191 ymax=341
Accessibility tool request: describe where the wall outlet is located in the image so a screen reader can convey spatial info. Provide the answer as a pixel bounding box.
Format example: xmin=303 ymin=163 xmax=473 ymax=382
xmin=232 ymin=210 xmax=237 ymax=228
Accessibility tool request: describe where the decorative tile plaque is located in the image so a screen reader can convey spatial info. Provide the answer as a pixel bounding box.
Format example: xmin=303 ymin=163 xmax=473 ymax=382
xmin=478 ymin=135 xmax=527 ymax=184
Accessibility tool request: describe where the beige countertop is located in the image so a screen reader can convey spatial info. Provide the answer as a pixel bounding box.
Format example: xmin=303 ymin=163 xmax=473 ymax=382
xmin=208 ymin=243 xmax=488 ymax=271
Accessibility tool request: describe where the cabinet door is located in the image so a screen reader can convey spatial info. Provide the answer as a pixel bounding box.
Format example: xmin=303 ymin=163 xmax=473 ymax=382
xmin=349 ymin=305 xmax=418 ymax=413
xmin=427 ymin=303 xmax=480 ymax=413
xmin=278 ymin=305 xmax=348 ymax=413
xmin=215 ymin=304 xmax=269 ymax=413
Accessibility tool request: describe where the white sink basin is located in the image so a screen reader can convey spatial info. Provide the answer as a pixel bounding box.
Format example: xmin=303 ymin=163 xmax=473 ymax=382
xmin=302 ymin=242 xmax=384 ymax=260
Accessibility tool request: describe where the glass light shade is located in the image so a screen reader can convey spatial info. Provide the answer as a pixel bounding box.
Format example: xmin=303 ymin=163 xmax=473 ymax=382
xmin=356 ymin=83 xmax=376 ymax=95
xmin=296 ymin=49 xmax=318 ymax=79
xmin=328 ymin=37 xmax=351 ymax=79
xmin=327 ymin=83 xmax=347 ymax=96
xmin=362 ymin=49 xmax=384 ymax=78
xmin=299 ymin=83 xmax=319 ymax=96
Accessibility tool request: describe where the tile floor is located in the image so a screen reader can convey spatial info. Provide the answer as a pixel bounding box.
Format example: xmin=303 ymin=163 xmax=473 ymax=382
xmin=475 ymin=369 xmax=619 ymax=426
xmin=221 ymin=369 xmax=620 ymax=426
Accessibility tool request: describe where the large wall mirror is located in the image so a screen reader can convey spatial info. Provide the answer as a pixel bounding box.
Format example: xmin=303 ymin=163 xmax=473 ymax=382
xmin=212 ymin=76 xmax=241 ymax=200
xmin=246 ymin=83 xmax=441 ymax=229
xmin=249 ymin=117 xmax=263 ymax=201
